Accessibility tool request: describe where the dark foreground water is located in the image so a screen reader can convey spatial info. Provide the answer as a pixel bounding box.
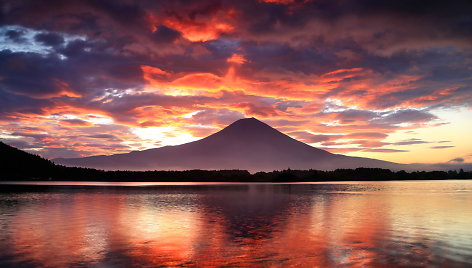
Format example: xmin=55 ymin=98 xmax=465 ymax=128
xmin=0 ymin=181 xmax=471 ymax=267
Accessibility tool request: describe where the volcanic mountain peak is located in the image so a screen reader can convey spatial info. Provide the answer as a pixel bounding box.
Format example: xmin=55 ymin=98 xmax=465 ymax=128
xmin=226 ymin=117 xmax=272 ymax=129
xmin=209 ymin=117 xmax=285 ymax=139
xmin=54 ymin=117 xmax=404 ymax=171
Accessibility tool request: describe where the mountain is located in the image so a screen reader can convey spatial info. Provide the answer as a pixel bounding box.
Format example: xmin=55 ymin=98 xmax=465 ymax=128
xmin=0 ymin=141 xmax=57 ymax=179
xmin=54 ymin=118 xmax=407 ymax=171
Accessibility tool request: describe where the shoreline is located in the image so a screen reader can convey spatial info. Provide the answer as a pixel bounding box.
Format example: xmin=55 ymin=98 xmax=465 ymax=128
xmin=1 ymin=178 xmax=470 ymax=186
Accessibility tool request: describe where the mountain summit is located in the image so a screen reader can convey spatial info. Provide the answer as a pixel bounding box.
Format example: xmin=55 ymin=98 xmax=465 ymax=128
xmin=55 ymin=118 xmax=404 ymax=171
xmin=217 ymin=117 xmax=279 ymax=137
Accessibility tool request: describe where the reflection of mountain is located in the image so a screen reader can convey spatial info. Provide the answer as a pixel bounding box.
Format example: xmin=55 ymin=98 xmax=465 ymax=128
xmin=55 ymin=118 xmax=405 ymax=171
xmin=198 ymin=185 xmax=296 ymax=240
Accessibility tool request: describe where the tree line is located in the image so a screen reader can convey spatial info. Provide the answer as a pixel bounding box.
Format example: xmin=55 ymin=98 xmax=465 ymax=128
xmin=1 ymin=141 xmax=471 ymax=182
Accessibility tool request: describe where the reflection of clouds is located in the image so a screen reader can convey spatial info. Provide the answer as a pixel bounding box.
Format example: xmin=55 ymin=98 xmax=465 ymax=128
xmin=118 ymin=201 xmax=201 ymax=265
xmin=384 ymin=182 xmax=472 ymax=263
xmin=1 ymin=183 xmax=472 ymax=266
xmin=7 ymin=193 xmax=111 ymax=266
xmin=82 ymin=223 xmax=108 ymax=262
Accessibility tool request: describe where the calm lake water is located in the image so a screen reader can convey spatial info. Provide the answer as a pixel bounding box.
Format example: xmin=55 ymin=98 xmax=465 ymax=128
xmin=0 ymin=180 xmax=471 ymax=267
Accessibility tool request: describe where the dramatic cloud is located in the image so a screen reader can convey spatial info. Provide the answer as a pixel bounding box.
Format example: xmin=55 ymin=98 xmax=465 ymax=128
xmin=34 ymin=32 xmax=64 ymax=47
xmin=0 ymin=0 xmax=471 ymax=162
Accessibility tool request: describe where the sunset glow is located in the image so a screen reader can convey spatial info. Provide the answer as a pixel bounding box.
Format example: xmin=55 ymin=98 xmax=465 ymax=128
xmin=3 ymin=183 xmax=472 ymax=266
xmin=0 ymin=0 xmax=471 ymax=164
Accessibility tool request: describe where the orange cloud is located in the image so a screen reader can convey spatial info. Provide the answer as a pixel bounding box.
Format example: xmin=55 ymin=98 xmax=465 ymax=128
xmin=130 ymin=105 xmax=195 ymax=127
xmin=52 ymin=79 xmax=82 ymax=98
xmin=173 ymin=73 xmax=223 ymax=91
xmin=147 ymin=7 xmax=237 ymax=42
xmin=227 ymin=53 xmax=247 ymax=65
xmin=140 ymin=64 xmax=389 ymax=104
xmin=320 ymin=67 xmax=366 ymax=82
xmin=141 ymin=65 xmax=170 ymax=79
xmin=140 ymin=65 xmax=246 ymax=96
xmin=3 ymin=57 xmax=457 ymax=163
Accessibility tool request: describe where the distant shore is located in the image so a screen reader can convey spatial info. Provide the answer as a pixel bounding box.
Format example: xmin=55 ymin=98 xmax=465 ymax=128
xmin=2 ymin=167 xmax=471 ymax=182
xmin=2 ymin=141 xmax=471 ymax=182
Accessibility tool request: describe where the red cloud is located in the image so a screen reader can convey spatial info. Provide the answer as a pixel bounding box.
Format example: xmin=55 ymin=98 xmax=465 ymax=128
xmin=227 ymin=53 xmax=247 ymax=65
xmin=147 ymin=5 xmax=237 ymax=42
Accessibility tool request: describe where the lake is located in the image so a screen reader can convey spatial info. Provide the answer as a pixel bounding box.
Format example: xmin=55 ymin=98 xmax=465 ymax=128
xmin=0 ymin=180 xmax=471 ymax=267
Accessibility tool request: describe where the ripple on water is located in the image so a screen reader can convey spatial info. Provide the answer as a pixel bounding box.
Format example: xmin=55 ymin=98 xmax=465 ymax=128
xmin=0 ymin=181 xmax=471 ymax=267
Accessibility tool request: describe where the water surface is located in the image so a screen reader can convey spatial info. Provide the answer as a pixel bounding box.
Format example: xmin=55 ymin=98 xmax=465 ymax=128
xmin=0 ymin=180 xmax=471 ymax=267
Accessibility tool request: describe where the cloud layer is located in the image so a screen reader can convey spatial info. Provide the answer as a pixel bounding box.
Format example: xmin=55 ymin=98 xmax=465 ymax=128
xmin=1 ymin=0 xmax=471 ymax=161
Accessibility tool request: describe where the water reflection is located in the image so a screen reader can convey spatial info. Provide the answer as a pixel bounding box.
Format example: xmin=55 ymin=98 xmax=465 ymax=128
xmin=0 ymin=182 xmax=471 ymax=267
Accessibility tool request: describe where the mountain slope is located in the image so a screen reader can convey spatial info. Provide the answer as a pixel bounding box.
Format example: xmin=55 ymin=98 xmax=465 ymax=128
xmin=54 ymin=118 xmax=407 ymax=171
xmin=0 ymin=141 xmax=57 ymax=179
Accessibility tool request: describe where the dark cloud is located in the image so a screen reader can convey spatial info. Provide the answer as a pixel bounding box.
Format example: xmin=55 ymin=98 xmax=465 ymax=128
xmin=0 ymin=88 xmax=53 ymax=120
xmin=34 ymin=32 xmax=65 ymax=47
xmin=431 ymin=146 xmax=455 ymax=149
xmin=0 ymin=50 xmax=70 ymax=98
xmin=392 ymin=139 xmax=429 ymax=146
xmin=334 ymin=110 xmax=378 ymax=123
xmin=10 ymin=132 xmax=50 ymax=140
xmin=152 ymin=25 xmax=181 ymax=43
xmin=87 ymin=134 xmax=119 ymax=139
xmin=60 ymin=119 xmax=90 ymax=126
xmin=5 ymin=29 xmax=26 ymax=42
xmin=0 ymin=38 xmax=145 ymax=103
xmin=318 ymin=147 xmax=362 ymax=154
xmin=243 ymin=42 xmax=339 ymax=75
xmin=449 ymin=157 xmax=464 ymax=163
xmin=379 ymin=109 xmax=437 ymax=124
xmin=347 ymin=132 xmax=388 ymax=139
xmin=363 ymin=148 xmax=409 ymax=153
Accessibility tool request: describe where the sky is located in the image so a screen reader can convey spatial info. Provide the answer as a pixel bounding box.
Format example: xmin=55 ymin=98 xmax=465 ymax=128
xmin=0 ymin=0 xmax=471 ymax=164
